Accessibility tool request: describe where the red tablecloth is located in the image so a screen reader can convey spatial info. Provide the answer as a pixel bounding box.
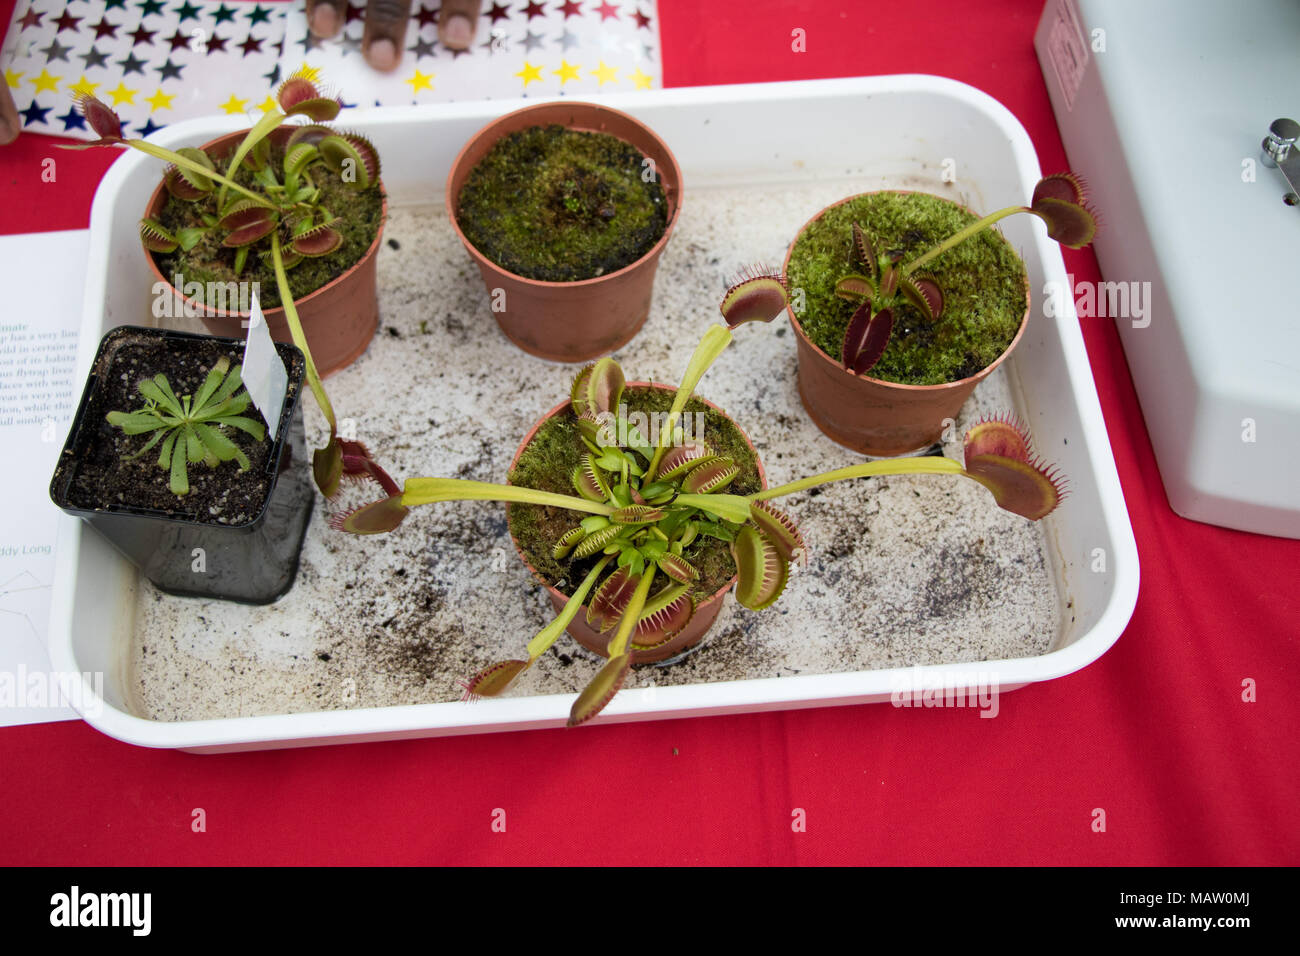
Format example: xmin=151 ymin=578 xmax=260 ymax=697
xmin=2 ymin=0 xmax=1296 ymax=866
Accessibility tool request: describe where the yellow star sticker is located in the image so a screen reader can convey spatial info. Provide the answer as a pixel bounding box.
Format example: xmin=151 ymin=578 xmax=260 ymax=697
xmin=106 ymin=82 xmax=138 ymax=106
xmin=256 ymin=95 xmax=278 ymax=112
xmin=515 ymin=61 xmax=543 ymax=88
xmin=145 ymin=88 xmax=175 ymax=112
xmin=219 ymin=94 xmax=249 ymax=115
xmin=405 ymin=69 xmax=434 ymax=94
xmin=295 ymin=63 xmax=322 ymax=82
xmin=553 ymin=60 xmax=580 ymax=85
xmin=630 ymin=68 xmax=653 ymax=90
xmin=31 ymin=69 xmax=62 ymax=94
xmin=591 ymin=61 xmax=619 ymax=87
xmin=4 ymin=69 xmax=23 ymax=89
xmin=69 ymin=76 xmax=100 ymax=97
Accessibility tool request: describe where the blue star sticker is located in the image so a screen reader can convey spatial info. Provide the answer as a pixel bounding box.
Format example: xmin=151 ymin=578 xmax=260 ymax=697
xmin=173 ymin=1 xmax=202 ymax=24
xmin=20 ymin=99 xmax=52 ymax=126
xmin=57 ymin=106 xmax=87 ymax=131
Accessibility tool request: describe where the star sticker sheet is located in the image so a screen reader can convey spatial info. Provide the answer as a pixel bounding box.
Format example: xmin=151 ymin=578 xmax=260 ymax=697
xmin=3 ymin=0 xmax=663 ymax=141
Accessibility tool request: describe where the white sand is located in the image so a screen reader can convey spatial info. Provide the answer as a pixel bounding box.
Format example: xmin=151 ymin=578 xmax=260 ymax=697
xmin=131 ymin=179 xmax=1061 ymax=721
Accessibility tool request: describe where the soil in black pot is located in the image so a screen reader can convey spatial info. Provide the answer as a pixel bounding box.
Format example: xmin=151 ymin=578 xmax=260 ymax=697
xmin=151 ymin=137 xmax=384 ymax=310
xmin=456 ymin=124 xmax=668 ymax=282
xmin=507 ymin=387 xmax=762 ymax=603
xmin=52 ymin=329 xmax=313 ymax=603
xmin=64 ymin=333 xmax=298 ymax=523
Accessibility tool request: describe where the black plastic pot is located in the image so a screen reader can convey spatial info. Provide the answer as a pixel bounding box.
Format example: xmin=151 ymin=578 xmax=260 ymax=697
xmin=49 ymin=326 xmax=313 ymax=604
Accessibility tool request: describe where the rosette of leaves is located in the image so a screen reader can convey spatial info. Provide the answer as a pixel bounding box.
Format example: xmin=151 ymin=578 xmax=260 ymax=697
xmin=67 ymin=72 xmax=398 ymax=508
xmin=105 ymin=357 xmax=265 ymax=496
xmin=719 ymin=173 xmax=1098 ymax=375
xmin=334 ymin=319 xmax=1067 ymax=728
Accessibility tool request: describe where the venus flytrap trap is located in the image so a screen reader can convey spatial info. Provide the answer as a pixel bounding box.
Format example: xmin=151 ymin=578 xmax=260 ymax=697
xmin=336 ymin=302 xmax=1067 ymax=727
xmin=105 ymin=356 xmax=264 ymax=496
xmin=65 ymin=72 xmax=397 ymax=507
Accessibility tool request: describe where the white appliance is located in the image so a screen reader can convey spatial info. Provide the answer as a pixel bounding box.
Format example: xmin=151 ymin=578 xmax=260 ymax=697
xmin=1036 ymin=0 xmax=1300 ymax=538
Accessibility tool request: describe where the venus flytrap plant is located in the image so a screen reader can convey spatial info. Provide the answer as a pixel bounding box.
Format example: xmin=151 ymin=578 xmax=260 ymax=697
xmin=65 ymin=73 xmax=397 ymax=506
xmin=105 ymin=356 xmax=265 ymax=496
xmin=336 ymin=306 xmax=1067 ymax=727
xmin=721 ymin=173 xmax=1098 ymax=375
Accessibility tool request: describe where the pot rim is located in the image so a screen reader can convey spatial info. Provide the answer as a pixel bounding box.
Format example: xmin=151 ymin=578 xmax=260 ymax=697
xmin=505 ymin=381 xmax=767 ymax=635
xmin=48 ymin=325 xmax=306 ymax=530
xmin=142 ymin=127 xmax=388 ymax=321
xmin=782 ymin=189 xmax=1031 ymax=394
xmin=444 ymin=100 xmax=683 ymax=290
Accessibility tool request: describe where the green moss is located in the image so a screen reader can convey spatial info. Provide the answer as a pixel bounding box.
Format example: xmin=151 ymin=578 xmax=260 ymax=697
xmin=786 ymin=192 xmax=1028 ymax=385
xmin=507 ymin=387 xmax=761 ymax=602
xmin=456 ymin=124 xmax=668 ymax=282
xmin=152 ymin=140 xmax=384 ymax=310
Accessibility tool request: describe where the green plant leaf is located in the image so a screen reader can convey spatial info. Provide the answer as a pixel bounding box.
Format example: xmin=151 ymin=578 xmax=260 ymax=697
xmin=208 ymin=415 xmax=266 ymax=441
xmin=552 ymin=526 xmax=586 ymax=560
xmin=139 ymin=218 xmax=178 ymax=253
xmin=191 ymin=356 xmax=231 ymax=410
xmin=193 ymin=423 xmax=251 ymax=471
xmin=573 ymin=524 xmax=623 ymax=559
xmin=173 ymin=146 xmax=216 ymax=193
xmin=732 ymin=524 xmax=788 ymax=611
xmin=105 ymin=410 xmax=166 ymax=435
xmin=646 ymin=325 xmax=732 ymax=480
xmin=168 ymin=433 xmax=190 ymax=495
xmin=402 ymin=478 xmax=614 ymax=515
xmin=138 ymin=376 xmax=184 ymax=417
xmin=567 ymin=653 xmax=632 ymax=728
xmin=675 ymin=492 xmax=751 ymax=524
xmin=175 ymin=227 xmax=207 ymax=252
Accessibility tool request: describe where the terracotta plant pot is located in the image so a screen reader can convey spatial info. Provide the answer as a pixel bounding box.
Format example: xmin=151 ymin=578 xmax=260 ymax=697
xmin=507 ymin=383 xmax=766 ymax=664
xmin=445 ymin=102 xmax=683 ymax=363
xmin=783 ymin=192 xmax=1030 ymax=457
xmin=142 ymin=128 xmax=386 ymax=378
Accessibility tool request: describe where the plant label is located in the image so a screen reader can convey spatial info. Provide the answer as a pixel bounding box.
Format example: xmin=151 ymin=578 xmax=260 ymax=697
xmin=241 ymin=291 xmax=289 ymax=443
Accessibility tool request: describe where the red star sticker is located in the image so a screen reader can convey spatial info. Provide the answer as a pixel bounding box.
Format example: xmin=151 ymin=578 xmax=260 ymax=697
xmin=634 ymin=7 xmax=652 ymax=29
xmin=345 ymin=3 xmax=365 ymax=25
xmin=53 ymin=9 xmax=82 ymax=33
xmin=92 ymin=17 xmax=120 ymax=40
xmin=165 ymin=29 xmax=191 ymax=52
xmin=129 ymin=24 xmax=156 ymax=46
xmin=486 ymin=2 xmax=510 ymax=23
xmin=557 ymin=0 xmax=583 ymax=18
xmin=595 ymin=1 xmax=619 ymax=20
xmin=18 ymin=8 xmax=43 ymax=30
xmin=414 ymin=4 xmax=440 ymax=29
xmin=522 ymin=0 xmax=546 ymax=18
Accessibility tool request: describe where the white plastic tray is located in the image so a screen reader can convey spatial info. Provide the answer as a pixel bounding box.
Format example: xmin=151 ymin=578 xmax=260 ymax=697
xmin=48 ymin=75 xmax=1138 ymax=751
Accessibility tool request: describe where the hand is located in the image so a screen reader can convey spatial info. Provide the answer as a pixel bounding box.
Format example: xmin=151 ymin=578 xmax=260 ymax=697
xmin=305 ymin=0 xmax=483 ymax=72
xmin=1 ymin=79 xmax=19 ymax=144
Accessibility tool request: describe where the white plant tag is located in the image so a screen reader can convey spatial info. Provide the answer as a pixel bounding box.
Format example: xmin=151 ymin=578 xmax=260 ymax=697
xmin=241 ymin=291 xmax=289 ymax=444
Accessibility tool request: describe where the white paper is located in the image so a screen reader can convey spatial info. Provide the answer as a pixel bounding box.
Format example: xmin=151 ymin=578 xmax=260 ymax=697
xmin=0 ymin=230 xmax=88 ymax=727
xmin=240 ymin=291 xmax=288 ymax=444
